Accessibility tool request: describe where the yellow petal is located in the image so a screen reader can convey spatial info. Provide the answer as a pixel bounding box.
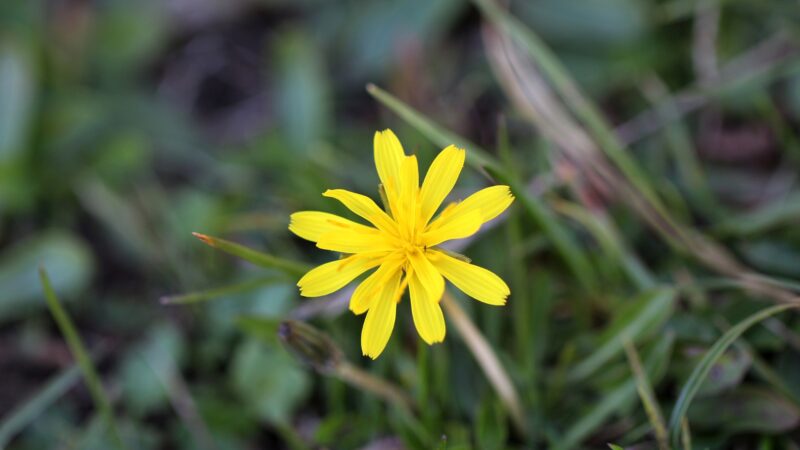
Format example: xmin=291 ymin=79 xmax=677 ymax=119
xmin=374 ymin=129 xmax=405 ymax=215
xmin=408 ymin=250 xmax=444 ymax=301
xmin=419 ymin=145 xmax=465 ymax=225
xmin=408 ymin=272 xmax=446 ymax=344
xmin=361 ymin=269 xmax=401 ymax=359
xmin=350 ymin=258 xmax=404 ymax=315
xmin=316 ymin=227 xmax=397 ymax=254
xmin=297 ymin=254 xmax=384 ymax=297
xmin=421 ymin=210 xmax=482 ymax=246
xmin=323 ymin=189 xmax=398 ymax=235
xmin=429 ymin=185 xmax=514 ymax=230
xmin=289 ymin=211 xmax=376 ymax=242
xmin=428 ymin=250 xmax=509 ymax=305
xmin=397 ymin=155 xmax=420 ymax=235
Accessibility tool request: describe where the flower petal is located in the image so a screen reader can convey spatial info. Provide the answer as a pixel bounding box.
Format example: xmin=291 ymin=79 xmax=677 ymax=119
xmin=408 ymin=272 xmax=446 ymax=344
xmin=374 ymin=129 xmax=405 ymax=215
xmin=419 ymin=145 xmax=465 ymax=225
xmin=323 ymin=189 xmax=398 ymax=234
xmin=289 ymin=211 xmax=377 ymax=242
xmin=350 ymin=258 xmax=404 ymax=315
xmin=408 ymin=250 xmax=444 ymax=302
xmin=316 ymin=227 xmax=397 ymax=254
xmin=297 ymin=253 xmax=384 ymax=297
xmin=397 ymin=155 xmax=420 ymax=236
xmin=428 ymin=185 xmax=514 ymax=232
xmin=428 ymin=250 xmax=509 ymax=305
xmin=421 ymin=210 xmax=482 ymax=246
xmin=361 ymin=269 xmax=401 ymax=359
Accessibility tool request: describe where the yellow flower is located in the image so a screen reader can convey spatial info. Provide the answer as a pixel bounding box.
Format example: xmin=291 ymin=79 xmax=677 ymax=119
xmin=289 ymin=129 xmax=514 ymax=359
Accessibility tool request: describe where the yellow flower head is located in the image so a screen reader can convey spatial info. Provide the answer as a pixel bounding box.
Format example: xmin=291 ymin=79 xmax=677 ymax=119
xmin=289 ymin=129 xmax=514 ymax=358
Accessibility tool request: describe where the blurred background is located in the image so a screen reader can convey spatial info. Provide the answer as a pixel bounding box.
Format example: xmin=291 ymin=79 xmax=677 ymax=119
xmin=2 ymin=0 xmax=800 ymax=449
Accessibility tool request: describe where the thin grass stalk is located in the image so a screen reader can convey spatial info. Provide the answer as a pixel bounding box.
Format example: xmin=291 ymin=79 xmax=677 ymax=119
xmin=0 ymin=364 xmax=82 ymax=447
xmin=335 ymin=362 xmax=414 ymax=413
xmin=479 ymin=6 xmax=800 ymax=306
xmin=623 ymin=340 xmax=669 ymax=450
xmin=680 ymin=418 xmax=692 ymax=450
xmin=39 ymin=268 xmax=127 ymax=450
xmin=667 ymin=303 xmax=799 ymax=446
xmin=473 ymin=0 xmax=671 ymax=221
xmin=192 ymin=232 xmax=310 ymax=277
xmin=638 ymin=76 xmax=720 ymax=218
xmin=160 ymin=275 xmax=282 ymax=304
xmin=440 ymin=291 xmax=527 ymax=437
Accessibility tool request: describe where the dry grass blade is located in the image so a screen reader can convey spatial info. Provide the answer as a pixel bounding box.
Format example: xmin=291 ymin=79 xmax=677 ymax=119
xmin=623 ymin=340 xmax=669 ymax=450
xmin=667 ymin=303 xmax=799 ymax=446
xmin=482 ymin=25 xmax=685 ymax=249
xmin=440 ymin=292 xmax=527 ymax=437
xmin=481 ymin=14 xmax=800 ymax=307
xmin=617 ymin=31 xmax=799 ymax=143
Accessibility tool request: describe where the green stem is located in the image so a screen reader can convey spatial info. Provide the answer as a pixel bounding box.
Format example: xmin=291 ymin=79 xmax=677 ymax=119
xmin=39 ymin=268 xmax=128 ymax=450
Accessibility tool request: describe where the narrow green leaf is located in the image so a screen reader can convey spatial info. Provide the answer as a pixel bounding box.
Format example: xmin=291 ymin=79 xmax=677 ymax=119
xmin=366 ymin=83 xmax=497 ymax=171
xmin=472 ymin=0 xmax=670 ymax=220
xmin=160 ymin=275 xmax=282 ymax=305
xmin=192 ymin=232 xmax=310 ymax=277
xmin=39 ymin=268 xmax=127 ymax=450
xmin=558 ymin=333 xmax=674 ymax=450
xmin=687 ymin=386 xmax=800 ymax=433
xmin=715 ymin=192 xmax=800 ymax=237
xmin=0 ymin=364 xmax=81 ymax=447
xmin=668 ymin=303 xmax=798 ymax=446
xmin=568 ymin=288 xmax=675 ymax=382
xmin=624 ymin=340 xmax=669 ymax=450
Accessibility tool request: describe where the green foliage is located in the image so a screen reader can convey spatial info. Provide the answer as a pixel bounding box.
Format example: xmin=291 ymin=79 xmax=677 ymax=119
xmin=3 ymin=0 xmax=800 ymax=448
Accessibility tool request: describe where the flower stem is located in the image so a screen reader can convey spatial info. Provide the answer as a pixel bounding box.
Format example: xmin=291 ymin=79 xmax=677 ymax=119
xmin=335 ymin=362 xmax=414 ymax=413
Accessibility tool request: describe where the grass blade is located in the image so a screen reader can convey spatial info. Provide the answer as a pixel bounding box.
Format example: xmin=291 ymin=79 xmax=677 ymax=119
xmin=623 ymin=340 xmax=669 ymax=450
xmin=668 ymin=303 xmax=799 ymax=446
xmin=366 ymin=83 xmax=497 ymax=172
xmin=0 ymin=364 xmax=81 ymax=447
xmin=558 ymin=333 xmax=674 ymax=450
xmin=39 ymin=268 xmax=127 ymax=450
xmin=441 ymin=292 xmax=527 ymax=438
xmin=160 ymin=275 xmax=282 ymax=305
xmin=568 ymin=288 xmax=675 ymax=383
xmin=192 ymin=232 xmax=310 ymax=277
xmin=472 ymin=0 xmax=669 ymax=218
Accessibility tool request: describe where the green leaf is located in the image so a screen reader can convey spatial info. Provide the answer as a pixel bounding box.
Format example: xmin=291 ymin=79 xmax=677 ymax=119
xmin=230 ymin=339 xmax=310 ymax=426
xmin=668 ymin=303 xmax=799 ymax=446
xmin=568 ymin=288 xmax=675 ymax=382
xmin=475 ymin=397 xmax=508 ymax=450
xmin=687 ymin=386 xmax=800 ymax=434
xmin=274 ymin=29 xmax=331 ymax=154
xmin=0 ymin=232 xmax=94 ymax=322
xmin=695 ymin=347 xmax=751 ymax=396
xmin=0 ymin=363 xmax=82 ymax=448
xmin=39 ymin=268 xmax=127 ymax=450
xmin=558 ymin=333 xmax=674 ymax=450
xmin=161 ymin=275 xmax=283 ymax=305
xmin=192 ymin=232 xmax=310 ymax=277
xmin=118 ymin=323 xmax=185 ymax=417
xmin=0 ymin=39 xmax=35 ymax=163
